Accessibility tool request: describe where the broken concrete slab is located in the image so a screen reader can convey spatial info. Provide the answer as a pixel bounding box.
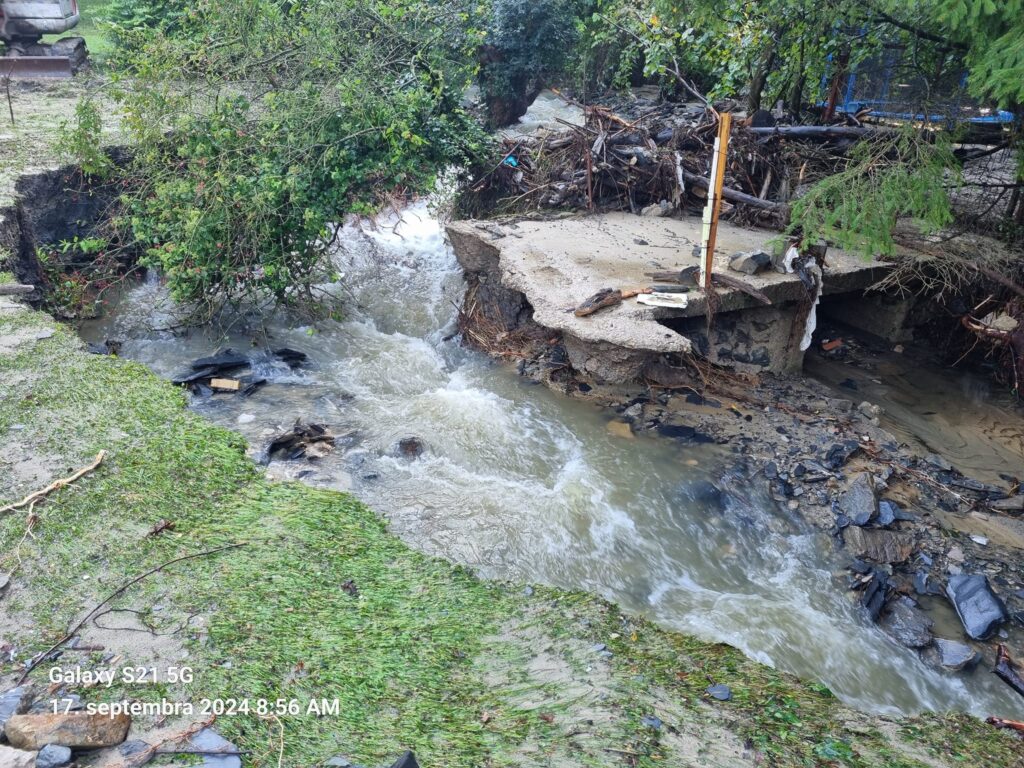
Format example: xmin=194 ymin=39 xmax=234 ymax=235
xmin=447 ymin=214 xmax=890 ymax=380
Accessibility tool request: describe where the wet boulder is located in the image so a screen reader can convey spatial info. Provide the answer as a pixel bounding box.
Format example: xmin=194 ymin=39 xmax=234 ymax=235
xmin=946 ymin=574 xmax=1007 ymax=640
xmin=0 ymin=745 xmax=36 ymax=768
xmin=273 ymin=347 xmax=308 ymax=367
xmin=656 ymin=423 xmax=714 ymax=443
xmin=263 ymin=422 xmax=336 ymax=463
xmin=396 ymin=437 xmax=425 ymax=459
xmin=36 ymin=744 xmax=73 ymax=768
xmin=4 ymin=712 xmax=130 ymax=750
xmin=879 ymin=597 xmax=933 ymax=648
xmin=838 ymin=473 xmax=878 ymax=526
xmin=843 ymin=526 xmax=914 ymax=564
xmin=925 ymin=639 xmax=981 ymax=671
xmin=728 ymin=251 xmax=771 ymax=276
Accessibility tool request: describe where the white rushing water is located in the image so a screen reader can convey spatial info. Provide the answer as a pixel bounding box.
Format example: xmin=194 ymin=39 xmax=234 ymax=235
xmin=82 ymin=204 xmax=1024 ymax=719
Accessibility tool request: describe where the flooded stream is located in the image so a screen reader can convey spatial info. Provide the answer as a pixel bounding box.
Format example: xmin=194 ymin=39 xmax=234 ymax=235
xmin=82 ymin=206 xmax=1024 ymax=719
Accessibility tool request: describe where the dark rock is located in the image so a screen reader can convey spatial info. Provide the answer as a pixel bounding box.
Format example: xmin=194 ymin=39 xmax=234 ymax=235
xmin=685 ymin=393 xmax=721 ymax=407
xmin=190 ymin=728 xmax=242 ymax=768
xmin=397 ymin=437 xmax=425 ymax=458
xmin=946 ymin=574 xmax=1008 ymax=640
xmin=950 ymin=477 xmax=1007 ymax=498
xmin=857 ymin=569 xmax=889 ymax=621
xmin=825 ymin=440 xmax=861 ymax=470
xmin=640 ymin=715 xmax=663 ymax=729
xmin=839 ymin=378 xmax=859 ymax=391
xmin=240 ymin=378 xmax=268 ymax=397
xmin=706 ymin=683 xmax=732 ymax=701
xmin=876 ymin=500 xmax=897 ymax=527
xmin=844 ymin=526 xmax=914 ymax=564
xmin=838 ymin=473 xmax=878 ymax=526
xmin=879 ymin=597 xmax=933 ymax=648
xmin=389 ymin=752 xmax=419 ymax=768
xmin=272 ymin=348 xmax=307 ymax=367
xmin=173 ymin=365 xmax=220 ymax=385
xmin=764 ymin=461 xmax=779 ymax=480
xmin=86 ymin=339 xmax=122 ymax=356
xmin=913 ymin=571 xmax=942 ymax=597
xmin=191 ymin=348 xmax=249 ymax=373
xmin=119 ymin=740 xmax=150 ymax=756
xmin=929 ymin=639 xmax=981 ymax=671
xmin=991 ymin=496 xmax=1024 ymax=512
xmin=263 ymin=422 xmax=336 ymax=463
xmin=657 ymin=423 xmax=714 ymax=443
xmin=29 ymin=694 xmax=80 ymax=714
xmin=36 ymin=744 xmax=72 ymax=768
xmin=0 ymin=686 xmax=31 ymax=734
xmin=728 ymin=251 xmax=772 ymax=275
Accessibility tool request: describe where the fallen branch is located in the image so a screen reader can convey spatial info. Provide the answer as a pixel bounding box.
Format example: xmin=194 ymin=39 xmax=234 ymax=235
xmin=0 ymin=451 xmax=106 ymax=515
xmin=574 ymin=288 xmax=650 ymax=317
xmin=993 ymin=644 xmax=1024 ymax=699
xmin=987 ymin=717 xmax=1024 ymax=733
xmin=17 ymin=543 xmax=246 ymax=684
xmin=681 ymin=170 xmax=789 ymax=215
xmin=0 ymin=284 xmax=34 ymax=296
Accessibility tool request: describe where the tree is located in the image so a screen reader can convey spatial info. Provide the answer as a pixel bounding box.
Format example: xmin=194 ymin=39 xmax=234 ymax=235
xmin=478 ymin=0 xmax=581 ymax=128
xmin=77 ymin=0 xmax=492 ymax=317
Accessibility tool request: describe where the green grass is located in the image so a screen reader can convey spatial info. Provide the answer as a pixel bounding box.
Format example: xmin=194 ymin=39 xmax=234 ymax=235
xmin=0 ymin=308 xmax=1021 ymax=767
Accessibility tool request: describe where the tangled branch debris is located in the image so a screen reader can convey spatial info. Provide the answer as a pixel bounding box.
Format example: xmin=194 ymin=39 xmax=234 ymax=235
xmin=460 ymin=103 xmax=864 ymax=225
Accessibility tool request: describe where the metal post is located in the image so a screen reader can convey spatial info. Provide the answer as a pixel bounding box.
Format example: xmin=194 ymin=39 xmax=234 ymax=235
xmin=700 ymin=112 xmax=732 ymax=290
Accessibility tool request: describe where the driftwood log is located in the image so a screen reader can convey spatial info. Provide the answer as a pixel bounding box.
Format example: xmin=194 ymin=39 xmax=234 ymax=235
xmin=681 ymin=170 xmax=789 ymax=215
xmin=0 ymin=284 xmax=34 ymax=296
xmin=574 ymin=288 xmax=650 ymax=317
xmin=993 ymin=643 xmax=1024 ymax=699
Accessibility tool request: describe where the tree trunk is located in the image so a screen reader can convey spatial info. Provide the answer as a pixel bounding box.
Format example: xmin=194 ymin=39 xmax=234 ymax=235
xmin=747 ymin=36 xmax=778 ymax=114
xmin=787 ymin=40 xmax=806 ymax=117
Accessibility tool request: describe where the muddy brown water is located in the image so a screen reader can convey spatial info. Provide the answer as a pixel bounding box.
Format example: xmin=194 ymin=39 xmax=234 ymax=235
xmin=806 ymin=345 xmax=1024 ymax=488
xmin=81 ymin=205 xmax=1024 ymax=719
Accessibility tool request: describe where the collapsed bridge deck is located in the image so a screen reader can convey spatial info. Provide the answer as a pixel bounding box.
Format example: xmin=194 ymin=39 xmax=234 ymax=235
xmin=447 ymin=213 xmax=900 ymax=382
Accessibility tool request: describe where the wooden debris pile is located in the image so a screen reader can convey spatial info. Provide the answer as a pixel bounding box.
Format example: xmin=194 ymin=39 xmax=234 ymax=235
xmin=461 ymin=104 xmax=858 ymax=225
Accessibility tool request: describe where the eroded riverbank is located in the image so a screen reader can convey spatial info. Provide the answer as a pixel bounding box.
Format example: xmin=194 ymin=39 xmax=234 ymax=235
xmin=0 ymin=235 xmax=1021 ymax=768
xmin=76 ymin=205 xmax=1024 ymax=723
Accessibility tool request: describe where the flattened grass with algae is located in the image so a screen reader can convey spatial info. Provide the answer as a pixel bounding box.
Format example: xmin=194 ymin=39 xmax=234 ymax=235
xmin=0 ymin=308 xmax=1021 ymax=767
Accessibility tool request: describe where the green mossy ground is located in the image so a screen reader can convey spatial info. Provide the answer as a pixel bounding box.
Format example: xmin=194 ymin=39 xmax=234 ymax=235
xmin=0 ymin=307 xmax=1021 ymax=767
